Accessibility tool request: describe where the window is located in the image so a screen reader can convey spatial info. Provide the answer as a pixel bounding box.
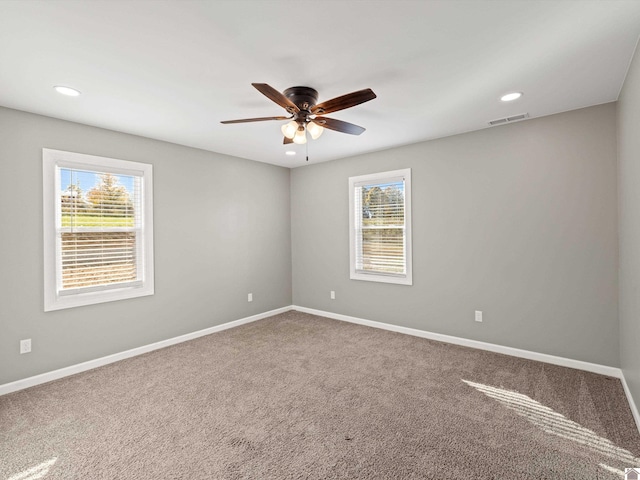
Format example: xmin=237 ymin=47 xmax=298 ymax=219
xmin=43 ymin=149 xmax=154 ymax=311
xmin=349 ymin=168 xmax=412 ymax=285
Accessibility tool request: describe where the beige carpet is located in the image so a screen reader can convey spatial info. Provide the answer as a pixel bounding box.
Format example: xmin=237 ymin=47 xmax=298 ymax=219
xmin=1 ymin=310 xmax=639 ymax=479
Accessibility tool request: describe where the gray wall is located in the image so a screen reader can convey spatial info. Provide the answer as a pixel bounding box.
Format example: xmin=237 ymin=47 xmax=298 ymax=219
xmin=291 ymin=103 xmax=619 ymax=366
xmin=0 ymin=99 xmax=624 ymax=386
xmin=0 ymin=107 xmax=292 ymax=385
xmin=619 ymin=45 xmax=640 ymax=410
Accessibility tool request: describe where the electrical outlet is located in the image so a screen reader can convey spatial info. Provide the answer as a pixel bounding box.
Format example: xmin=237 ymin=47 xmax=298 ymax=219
xmin=20 ymin=339 xmax=31 ymax=354
xmin=475 ymin=310 xmax=483 ymax=323
xmin=248 ymin=293 xmax=253 ymax=302
xmin=330 ymin=290 xmax=336 ymax=300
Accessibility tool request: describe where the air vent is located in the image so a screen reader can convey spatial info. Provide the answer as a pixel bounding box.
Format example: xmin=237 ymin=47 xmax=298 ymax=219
xmin=489 ymin=113 xmax=529 ymax=126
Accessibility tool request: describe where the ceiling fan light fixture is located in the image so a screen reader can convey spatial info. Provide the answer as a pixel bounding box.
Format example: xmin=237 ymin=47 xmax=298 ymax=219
xmin=281 ymin=120 xmax=298 ymax=139
xmin=307 ymin=121 xmax=324 ymax=140
xmin=293 ymin=126 xmax=307 ymax=144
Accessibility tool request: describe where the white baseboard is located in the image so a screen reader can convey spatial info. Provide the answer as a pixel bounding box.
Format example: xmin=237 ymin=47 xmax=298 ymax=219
xmin=293 ymin=306 xmax=640 ymax=435
xmin=0 ymin=305 xmax=293 ymax=397
xmin=294 ymin=306 xmax=640 ymax=434
xmin=5 ymin=303 xmax=638 ymax=435
xmin=292 ymin=305 xmax=623 ymax=379
xmin=620 ymin=373 xmax=640 ymax=434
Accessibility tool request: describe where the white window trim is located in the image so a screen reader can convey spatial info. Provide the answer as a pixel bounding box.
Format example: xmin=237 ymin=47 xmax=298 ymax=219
xmin=43 ymin=148 xmax=154 ymax=311
xmin=349 ymin=168 xmax=413 ymax=286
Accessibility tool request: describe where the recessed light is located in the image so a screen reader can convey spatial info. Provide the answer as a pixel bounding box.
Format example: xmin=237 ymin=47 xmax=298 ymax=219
xmin=500 ymin=92 xmax=522 ymax=102
xmin=54 ymin=85 xmax=81 ymax=97
xmin=285 ymin=151 xmax=296 ymax=156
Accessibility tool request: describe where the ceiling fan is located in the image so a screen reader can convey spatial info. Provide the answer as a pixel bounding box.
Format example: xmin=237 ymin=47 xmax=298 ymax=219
xmin=221 ymin=83 xmax=377 ymax=145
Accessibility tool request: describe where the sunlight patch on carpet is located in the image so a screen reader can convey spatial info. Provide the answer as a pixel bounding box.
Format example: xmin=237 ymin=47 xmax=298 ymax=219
xmin=7 ymin=457 xmax=58 ymax=480
xmin=599 ymin=463 xmax=625 ymax=477
xmin=462 ymin=379 xmax=639 ymax=466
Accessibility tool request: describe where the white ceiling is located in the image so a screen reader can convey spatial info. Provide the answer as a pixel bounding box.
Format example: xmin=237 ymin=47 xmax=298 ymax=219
xmin=1 ymin=1 xmax=639 ymax=168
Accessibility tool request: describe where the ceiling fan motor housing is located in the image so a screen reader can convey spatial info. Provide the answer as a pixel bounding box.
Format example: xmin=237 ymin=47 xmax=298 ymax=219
xmin=283 ymin=86 xmax=319 ymax=116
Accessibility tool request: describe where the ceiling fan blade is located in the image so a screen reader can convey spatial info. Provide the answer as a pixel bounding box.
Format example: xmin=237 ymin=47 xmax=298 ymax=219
xmin=314 ymin=117 xmax=366 ymax=135
xmin=311 ymin=88 xmax=376 ymax=115
xmin=221 ymin=116 xmax=291 ymax=124
xmin=283 ymin=136 xmax=293 ymax=145
xmin=252 ymin=83 xmax=300 ymax=113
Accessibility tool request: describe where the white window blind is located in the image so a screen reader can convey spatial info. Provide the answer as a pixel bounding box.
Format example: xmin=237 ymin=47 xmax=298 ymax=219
xmin=354 ymin=176 xmax=406 ymax=275
xmin=58 ymin=168 xmax=143 ymax=293
xmin=349 ymin=169 xmax=412 ymax=285
xmin=43 ymin=149 xmax=154 ymax=311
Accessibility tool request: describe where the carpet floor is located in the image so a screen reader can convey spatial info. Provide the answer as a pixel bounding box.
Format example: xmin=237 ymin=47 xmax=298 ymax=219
xmin=1 ymin=310 xmax=639 ymax=479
